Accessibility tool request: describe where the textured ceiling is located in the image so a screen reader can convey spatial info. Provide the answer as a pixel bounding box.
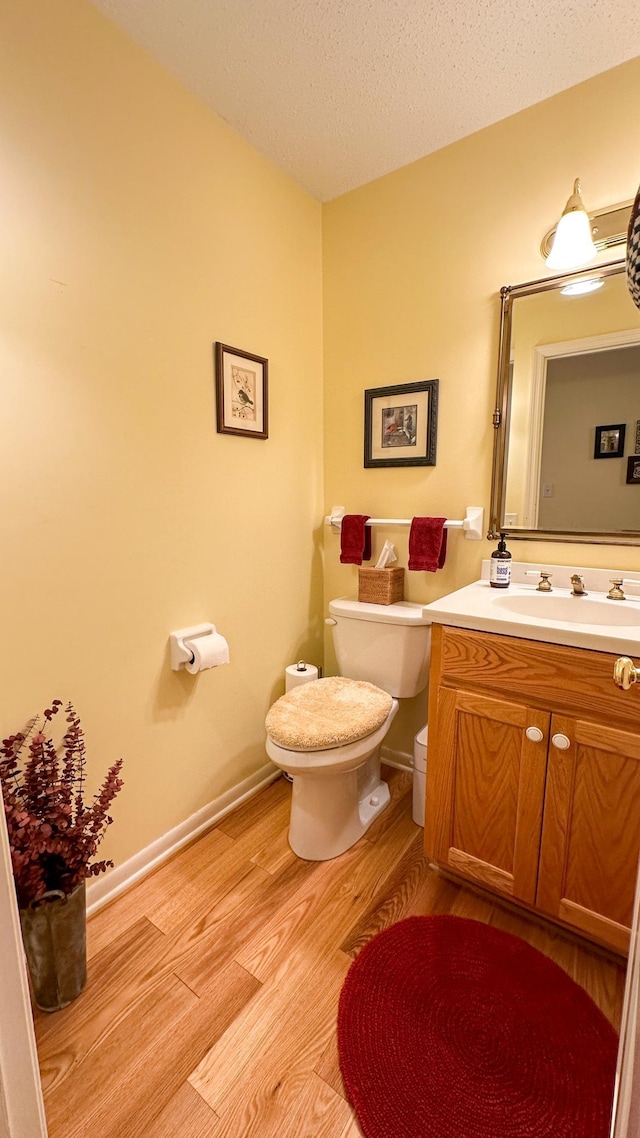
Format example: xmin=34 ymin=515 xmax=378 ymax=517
xmin=89 ymin=0 xmax=640 ymax=201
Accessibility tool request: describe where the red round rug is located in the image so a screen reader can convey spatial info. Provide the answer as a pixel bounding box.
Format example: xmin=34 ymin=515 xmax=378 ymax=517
xmin=337 ymin=916 xmax=618 ymax=1138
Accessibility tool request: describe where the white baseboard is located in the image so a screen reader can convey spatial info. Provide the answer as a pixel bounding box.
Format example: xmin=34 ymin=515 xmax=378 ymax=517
xmin=86 ymin=762 xmax=280 ymax=917
xmin=380 ymin=745 xmax=413 ymax=772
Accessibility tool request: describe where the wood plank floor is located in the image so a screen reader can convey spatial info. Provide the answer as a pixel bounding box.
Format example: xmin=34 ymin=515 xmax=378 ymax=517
xmin=34 ymin=768 xmax=627 ymax=1137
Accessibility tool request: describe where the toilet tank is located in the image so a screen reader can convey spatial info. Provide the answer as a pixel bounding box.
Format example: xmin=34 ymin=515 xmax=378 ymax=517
xmin=328 ymin=598 xmax=431 ymax=698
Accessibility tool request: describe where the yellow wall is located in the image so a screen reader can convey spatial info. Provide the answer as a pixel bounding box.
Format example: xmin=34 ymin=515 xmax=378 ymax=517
xmin=0 ymin=0 xmax=324 ymax=865
xmin=323 ymin=57 xmax=640 ymax=752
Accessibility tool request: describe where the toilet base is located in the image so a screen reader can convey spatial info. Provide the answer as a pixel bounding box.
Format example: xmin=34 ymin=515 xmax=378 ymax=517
xmin=288 ymin=754 xmax=390 ymax=861
xmin=357 ymin=778 xmax=391 ymax=829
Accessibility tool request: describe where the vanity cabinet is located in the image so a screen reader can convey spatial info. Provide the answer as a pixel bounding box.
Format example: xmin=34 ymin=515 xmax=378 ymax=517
xmin=424 ymin=624 xmax=640 ymax=954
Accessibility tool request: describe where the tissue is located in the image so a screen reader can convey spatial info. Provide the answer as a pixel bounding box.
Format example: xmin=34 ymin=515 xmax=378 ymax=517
xmin=375 ymin=541 xmax=398 ymax=569
xmin=184 ymin=631 xmax=230 ymax=674
xmin=285 ymin=661 xmax=320 ymax=692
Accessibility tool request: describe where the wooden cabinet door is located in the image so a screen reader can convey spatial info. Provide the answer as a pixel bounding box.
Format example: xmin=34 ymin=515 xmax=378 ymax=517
xmin=537 ymin=714 xmax=640 ymax=954
xmin=425 ymin=686 xmax=549 ymax=905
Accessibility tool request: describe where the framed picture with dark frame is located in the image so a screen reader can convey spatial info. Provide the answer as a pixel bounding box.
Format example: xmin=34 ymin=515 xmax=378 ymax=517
xmin=214 ymin=342 xmax=268 ymax=439
xmin=627 ymin=455 xmax=640 ymax=484
xmin=364 ymin=379 xmax=438 ymax=468
xmin=594 ymin=422 xmax=625 ymax=459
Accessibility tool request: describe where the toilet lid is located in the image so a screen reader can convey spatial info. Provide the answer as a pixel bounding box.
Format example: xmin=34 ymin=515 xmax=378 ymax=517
xmin=266 ymin=676 xmax=393 ymax=752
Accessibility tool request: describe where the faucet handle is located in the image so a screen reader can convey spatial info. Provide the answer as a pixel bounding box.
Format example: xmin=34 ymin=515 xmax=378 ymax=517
xmin=608 ymin=578 xmax=626 ymax=600
xmin=538 ymin=571 xmax=553 ymax=592
xmin=525 ymin=569 xmax=553 ymax=591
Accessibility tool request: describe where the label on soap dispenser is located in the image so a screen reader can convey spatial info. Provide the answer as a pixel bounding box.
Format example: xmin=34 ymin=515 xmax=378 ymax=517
xmin=490 ymin=559 xmax=511 ymax=586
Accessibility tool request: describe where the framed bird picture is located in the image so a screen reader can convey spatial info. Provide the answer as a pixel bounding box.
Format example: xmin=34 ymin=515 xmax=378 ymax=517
xmin=214 ymin=343 xmax=269 ymax=439
xmin=364 ymin=379 xmax=438 ymax=467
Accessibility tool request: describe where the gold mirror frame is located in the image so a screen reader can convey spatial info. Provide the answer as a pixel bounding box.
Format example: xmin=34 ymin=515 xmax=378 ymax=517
xmin=489 ymin=259 xmax=640 ymax=546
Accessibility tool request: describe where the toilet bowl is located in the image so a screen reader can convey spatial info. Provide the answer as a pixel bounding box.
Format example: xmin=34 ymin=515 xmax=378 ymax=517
xmin=266 ymin=690 xmax=398 ymax=860
xmin=265 ymin=599 xmax=432 ymax=861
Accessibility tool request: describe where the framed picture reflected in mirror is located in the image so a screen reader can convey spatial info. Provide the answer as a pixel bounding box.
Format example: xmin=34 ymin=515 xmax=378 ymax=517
xmin=594 ymin=423 xmax=626 ymax=459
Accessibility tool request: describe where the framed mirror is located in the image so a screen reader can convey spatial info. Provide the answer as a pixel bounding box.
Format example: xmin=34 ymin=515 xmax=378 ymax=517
xmin=490 ymin=260 xmax=640 ymax=545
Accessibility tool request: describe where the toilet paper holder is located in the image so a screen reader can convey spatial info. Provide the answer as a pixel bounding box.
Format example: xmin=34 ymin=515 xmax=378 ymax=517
xmin=170 ymin=623 xmax=218 ymax=671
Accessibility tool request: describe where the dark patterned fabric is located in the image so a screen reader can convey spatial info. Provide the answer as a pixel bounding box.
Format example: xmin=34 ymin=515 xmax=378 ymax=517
xmin=627 ymin=184 xmax=640 ymax=310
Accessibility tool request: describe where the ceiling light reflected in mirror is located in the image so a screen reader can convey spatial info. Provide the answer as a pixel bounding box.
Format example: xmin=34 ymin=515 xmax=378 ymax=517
xmin=560 ymin=278 xmax=605 ymax=296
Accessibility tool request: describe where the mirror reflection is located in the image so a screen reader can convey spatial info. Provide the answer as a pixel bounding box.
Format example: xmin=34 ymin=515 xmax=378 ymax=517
xmin=492 ymin=262 xmax=640 ymax=544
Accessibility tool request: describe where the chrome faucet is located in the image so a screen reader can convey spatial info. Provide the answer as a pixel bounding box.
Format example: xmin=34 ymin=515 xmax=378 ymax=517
xmin=570 ymin=574 xmax=587 ymax=596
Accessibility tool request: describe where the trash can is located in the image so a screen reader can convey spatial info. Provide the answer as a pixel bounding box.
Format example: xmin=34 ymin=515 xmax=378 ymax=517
xmin=413 ymin=726 xmax=428 ymax=827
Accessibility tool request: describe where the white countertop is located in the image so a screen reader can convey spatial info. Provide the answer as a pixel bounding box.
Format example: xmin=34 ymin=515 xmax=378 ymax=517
xmin=423 ymin=562 xmax=640 ymax=656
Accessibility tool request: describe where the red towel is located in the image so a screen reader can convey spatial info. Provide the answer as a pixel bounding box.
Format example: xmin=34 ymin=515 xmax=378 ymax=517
xmin=340 ymin=515 xmax=372 ymax=565
xmin=408 ymin=517 xmax=447 ymax=571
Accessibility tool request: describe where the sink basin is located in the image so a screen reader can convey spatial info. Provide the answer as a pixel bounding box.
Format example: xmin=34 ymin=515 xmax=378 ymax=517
xmin=495 ymin=593 xmax=640 ymax=627
xmin=422 ymin=565 xmax=640 ymax=654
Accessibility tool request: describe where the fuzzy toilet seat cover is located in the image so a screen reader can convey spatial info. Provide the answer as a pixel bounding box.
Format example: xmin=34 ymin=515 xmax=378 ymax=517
xmin=266 ymin=676 xmax=393 ymax=751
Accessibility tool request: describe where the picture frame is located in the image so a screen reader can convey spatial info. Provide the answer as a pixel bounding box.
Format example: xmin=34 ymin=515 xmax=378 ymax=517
xmin=594 ymin=422 xmax=625 ymax=459
xmin=215 ymin=342 xmax=268 ymax=439
xmin=627 ymin=456 xmax=640 ymax=484
xmin=364 ymin=380 xmax=438 ymax=468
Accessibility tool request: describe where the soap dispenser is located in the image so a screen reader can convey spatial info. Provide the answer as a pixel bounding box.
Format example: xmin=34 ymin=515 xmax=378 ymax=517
xmin=490 ymin=533 xmax=512 ymax=589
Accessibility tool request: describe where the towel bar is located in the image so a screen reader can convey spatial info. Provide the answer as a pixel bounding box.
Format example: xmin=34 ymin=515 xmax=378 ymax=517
xmin=324 ymin=505 xmax=484 ymax=541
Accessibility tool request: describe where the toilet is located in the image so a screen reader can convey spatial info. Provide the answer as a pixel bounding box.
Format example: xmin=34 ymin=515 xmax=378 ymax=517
xmin=265 ymin=598 xmax=432 ymax=860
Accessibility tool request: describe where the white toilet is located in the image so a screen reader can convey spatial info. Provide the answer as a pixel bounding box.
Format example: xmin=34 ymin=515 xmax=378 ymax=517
xmin=265 ymin=598 xmax=432 ymax=860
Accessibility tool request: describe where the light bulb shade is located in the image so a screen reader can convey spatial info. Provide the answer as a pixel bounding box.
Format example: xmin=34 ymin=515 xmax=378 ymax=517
xmin=546 ymin=209 xmax=596 ymax=270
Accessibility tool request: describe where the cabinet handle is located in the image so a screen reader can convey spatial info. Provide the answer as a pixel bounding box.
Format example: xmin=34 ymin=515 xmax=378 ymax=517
xmin=551 ymin=733 xmax=571 ymax=751
xmin=613 ymin=656 xmax=639 ymax=691
xmin=525 ymin=726 xmax=544 ymax=743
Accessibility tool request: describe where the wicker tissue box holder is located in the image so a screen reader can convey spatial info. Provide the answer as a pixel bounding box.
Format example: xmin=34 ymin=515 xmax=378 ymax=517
xmin=358 ymin=567 xmax=404 ymax=605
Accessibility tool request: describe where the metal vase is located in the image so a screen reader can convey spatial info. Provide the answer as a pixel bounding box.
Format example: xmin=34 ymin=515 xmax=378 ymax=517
xmin=20 ymin=882 xmax=87 ymax=1013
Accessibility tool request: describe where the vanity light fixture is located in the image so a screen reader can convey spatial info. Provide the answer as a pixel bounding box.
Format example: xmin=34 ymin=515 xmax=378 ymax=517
xmin=544 ymin=180 xmax=596 ymax=270
xmin=541 ymin=180 xmax=633 ymax=271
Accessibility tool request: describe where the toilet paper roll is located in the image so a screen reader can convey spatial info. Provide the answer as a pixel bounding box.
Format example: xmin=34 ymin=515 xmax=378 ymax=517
xmin=285 ymin=661 xmax=319 ymax=692
xmin=185 ymin=631 xmax=230 ymax=674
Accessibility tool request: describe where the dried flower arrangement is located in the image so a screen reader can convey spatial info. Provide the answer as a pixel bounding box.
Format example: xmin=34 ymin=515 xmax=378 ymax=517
xmin=0 ymin=700 xmax=124 ymax=908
